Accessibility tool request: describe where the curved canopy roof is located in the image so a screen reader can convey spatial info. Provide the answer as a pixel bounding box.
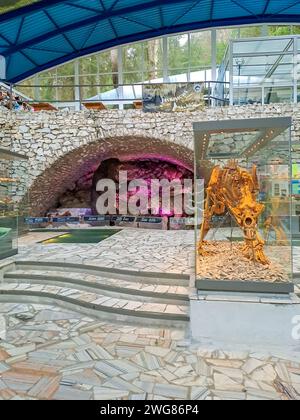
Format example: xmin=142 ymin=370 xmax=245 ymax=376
xmin=1 ymin=0 xmax=300 ymax=83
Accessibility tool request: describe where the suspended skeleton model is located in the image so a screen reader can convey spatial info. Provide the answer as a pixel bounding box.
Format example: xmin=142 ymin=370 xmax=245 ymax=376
xmin=198 ymin=161 xmax=270 ymax=265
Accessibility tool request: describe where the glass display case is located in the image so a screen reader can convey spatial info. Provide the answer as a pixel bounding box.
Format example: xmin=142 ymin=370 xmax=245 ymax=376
xmin=292 ymin=159 xmax=300 ymax=244
xmin=193 ymin=117 xmax=293 ymax=294
xmin=0 ymin=148 xmax=28 ymax=260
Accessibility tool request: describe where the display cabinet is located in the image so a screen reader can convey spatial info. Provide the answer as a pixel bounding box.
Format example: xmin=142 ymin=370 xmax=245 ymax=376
xmin=0 ymin=148 xmax=28 ymax=260
xmin=292 ymin=160 xmax=300 ymax=242
xmin=193 ymin=117 xmax=293 ymax=294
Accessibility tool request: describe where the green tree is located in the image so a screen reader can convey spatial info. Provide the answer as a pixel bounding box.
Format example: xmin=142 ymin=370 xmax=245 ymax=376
xmin=269 ymin=26 xmax=292 ymax=36
xmin=0 ymin=0 xmax=38 ymax=14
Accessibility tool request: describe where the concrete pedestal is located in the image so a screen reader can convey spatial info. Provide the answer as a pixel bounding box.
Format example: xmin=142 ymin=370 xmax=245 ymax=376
xmin=190 ymin=292 xmax=300 ymax=353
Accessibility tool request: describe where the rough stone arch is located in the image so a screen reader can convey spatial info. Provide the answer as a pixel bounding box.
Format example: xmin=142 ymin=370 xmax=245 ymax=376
xmin=27 ymin=135 xmax=194 ymax=216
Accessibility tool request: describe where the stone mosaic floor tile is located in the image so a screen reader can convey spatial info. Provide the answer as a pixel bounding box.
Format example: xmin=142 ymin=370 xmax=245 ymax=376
xmin=0 ymin=230 xmax=299 ymax=400
xmin=4 ymin=303 xmax=296 ymax=400
xmin=17 ymin=230 xmax=300 ymax=282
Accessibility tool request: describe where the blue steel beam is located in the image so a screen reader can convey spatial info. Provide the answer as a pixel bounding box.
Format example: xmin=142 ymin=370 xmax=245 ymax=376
xmin=80 ymin=22 xmax=102 ymax=49
xmin=170 ymin=0 xmax=203 ymax=27
xmin=109 ymin=1 xmax=121 ymax=11
xmin=43 ymin=9 xmax=77 ymax=52
xmin=9 ymin=13 xmax=300 ymax=83
xmin=2 ymin=0 xmax=197 ymax=56
xmin=14 ymin=17 xmax=25 ymax=45
xmin=0 ymin=30 xmax=38 ymax=69
xmin=229 ymin=0 xmax=259 ymax=18
xmin=0 ymin=0 xmax=186 ymax=23
xmin=272 ymin=0 xmax=300 ymax=15
xmin=263 ymin=0 xmax=271 ymax=14
xmin=99 ymin=0 xmax=121 ymax=38
xmin=120 ymin=15 xmax=157 ymax=31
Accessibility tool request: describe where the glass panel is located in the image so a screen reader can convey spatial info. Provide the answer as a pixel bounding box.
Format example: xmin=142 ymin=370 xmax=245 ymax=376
xmin=292 ymin=26 xmax=300 ymax=35
xmin=38 ymin=77 xmax=57 ymax=101
xmin=264 ymin=87 xmax=293 ymax=104
xmin=292 ymin=160 xmax=300 ymax=245
xmin=123 ymin=42 xmax=145 ymax=74
xmin=190 ymin=31 xmax=211 ymax=70
xmin=144 ymin=39 xmax=163 ymax=80
xmin=207 ymin=131 xmax=259 ymax=159
xmin=80 ymin=74 xmax=118 ymax=100
xmin=56 ymin=62 xmax=74 ymax=77
xmin=233 ymin=38 xmax=294 ymax=55
xmin=268 ymin=26 xmax=292 ymax=36
xmin=80 ymin=55 xmax=98 ymax=75
xmin=0 ymin=150 xmax=28 ymax=260
xmin=193 ymin=118 xmax=293 ymax=293
xmin=233 ymin=87 xmax=262 ymax=105
xmin=80 ymin=75 xmax=98 ymax=100
xmin=190 ymin=69 xmax=211 ymax=82
xmin=239 ymin=26 xmax=262 ymax=38
xmin=80 ymin=50 xmax=118 ymax=75
xmin=123 ymin=72 xmax=144 ymax=84
xmin=168 ymin=34 xmax=189 ymax=70
xmin=14 ymin=27 xmax=300 ymax=107
xmin=145 ymin=69 xmax=163 ymax=82
xmin=56 ymin=76 xmax=75 ymax=101
xmin=233 ymin=54 xmax=293 ymax=79
xmin=217 ymin=28 xmax=239 ymax=64
xmin=167 ymin=69 xmax=188 ymax=81
xmin=15 ymin=79 xmax=35 ymax=99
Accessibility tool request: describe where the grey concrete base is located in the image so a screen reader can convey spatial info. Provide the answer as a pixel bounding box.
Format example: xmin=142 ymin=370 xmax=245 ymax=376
xmin=0 ymin=249 xmax=17 ymax=261
xmin=196 ymin=279 xmax=294 ymax=294
xmin=191 ymin=295 xmax=300 ymax=352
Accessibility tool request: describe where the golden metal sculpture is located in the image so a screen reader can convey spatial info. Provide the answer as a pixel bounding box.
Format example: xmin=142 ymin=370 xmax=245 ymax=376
xmin=198 ymin=160 xmax=270 ymax=265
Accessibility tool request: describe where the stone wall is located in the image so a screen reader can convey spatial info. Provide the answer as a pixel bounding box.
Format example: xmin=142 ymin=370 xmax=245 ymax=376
xmin=0 ymin=103 xmax=299 ymax=215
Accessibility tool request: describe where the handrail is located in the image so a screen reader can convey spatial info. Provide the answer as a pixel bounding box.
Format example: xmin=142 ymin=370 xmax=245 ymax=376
xmin=1 ymin=80 xmax=230 ymax=110
xmin=13 ymin=81 xmax=230 ymax=89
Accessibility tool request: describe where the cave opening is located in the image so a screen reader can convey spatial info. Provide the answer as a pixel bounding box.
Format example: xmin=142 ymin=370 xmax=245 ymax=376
xmin=53 ymin=157 xmax=194 ymax=217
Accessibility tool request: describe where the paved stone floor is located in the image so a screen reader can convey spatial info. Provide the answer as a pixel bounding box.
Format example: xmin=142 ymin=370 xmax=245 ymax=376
xmin=0 ymin=229 xmax=298 ymax=400
xmin=0 ymin=280 xmax=188 ymax=318
xmin=0 ymin=303 xmax=300 ymax=400
xmin=17 ymin=230 xmax=194 ymax=274
xmin=17 ymin=229 xmax=299 ymax=276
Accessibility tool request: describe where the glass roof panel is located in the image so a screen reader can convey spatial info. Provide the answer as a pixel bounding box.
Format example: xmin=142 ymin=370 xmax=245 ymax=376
xmin=234 ymin=54 xmax=293 ymax=67
xmin=233 ymin=38 xmax=294 ymax=55
xmin=232 ymin=43 xmax=294 ymax=85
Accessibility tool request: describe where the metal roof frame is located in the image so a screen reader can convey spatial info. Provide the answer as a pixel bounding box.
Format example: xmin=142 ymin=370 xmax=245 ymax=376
xmin=1 ymin=0 xmax=300 ymax=83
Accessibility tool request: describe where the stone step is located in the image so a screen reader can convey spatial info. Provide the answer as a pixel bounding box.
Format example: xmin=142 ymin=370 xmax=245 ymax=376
xmin=4 ymin=270 xmax=189 ymax=305
xmin=0 ymin=282 xmax=189 ymax=327
xmin=14 ymin=261 xmax=190 ymax=286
